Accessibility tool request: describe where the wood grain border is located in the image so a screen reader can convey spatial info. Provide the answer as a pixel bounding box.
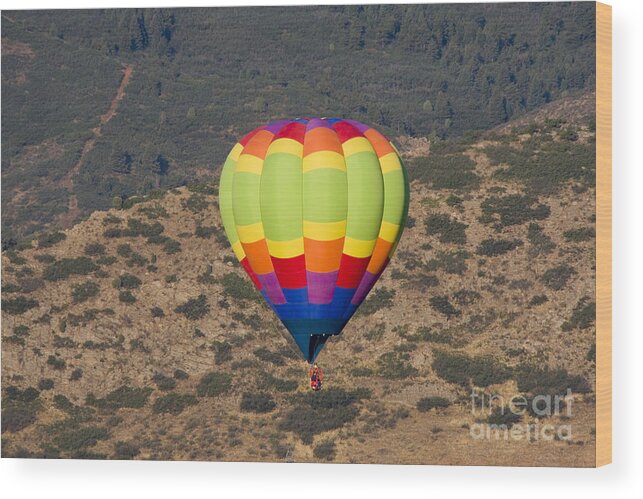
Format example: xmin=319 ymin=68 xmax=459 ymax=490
xmin=595 ymin=1 xmax=612 ymax=467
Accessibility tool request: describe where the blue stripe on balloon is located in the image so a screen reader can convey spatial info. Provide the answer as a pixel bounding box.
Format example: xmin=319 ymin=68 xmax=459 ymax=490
xmin=342 ymin=303 xmax=358 ymax=320
xmin=273 ymin=301 xmax=309 ymax=320
xmin=282 ymin=287 xmax=308 ymax=304
xmin=273 ymin=287 xmax=357 ymax=322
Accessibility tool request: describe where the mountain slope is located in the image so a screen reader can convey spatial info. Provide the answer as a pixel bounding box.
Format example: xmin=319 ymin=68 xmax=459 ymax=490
xmin=2 ymin=116 xmax=597 ymax=465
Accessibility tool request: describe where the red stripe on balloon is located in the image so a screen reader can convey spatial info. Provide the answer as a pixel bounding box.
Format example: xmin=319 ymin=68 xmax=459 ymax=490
xmin=336 ymin=254 xmax=370 ymax=289
xmin=332 ymin=121 xmax=364 ymax=143
xmin=271 ymin=254 xmax=307 ymax=289
xmin=274 ymin=122 xmax=306 ymax=143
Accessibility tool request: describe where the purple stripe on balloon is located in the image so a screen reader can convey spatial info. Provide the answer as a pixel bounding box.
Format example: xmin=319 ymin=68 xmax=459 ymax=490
xmin=351 ymin=271 xmax=379 ymax=305
xmin=306 ymin=118 xmax=334 ymax=131
xmin=264 ymin=120 xmax=292 ymax=134
xmin=256 ymin=272 xmax=287 ymax=305
xmin=343 ymin=119 xmax=370 ymax=133
xmin=307 ymin=270 xmax=339 ymax=304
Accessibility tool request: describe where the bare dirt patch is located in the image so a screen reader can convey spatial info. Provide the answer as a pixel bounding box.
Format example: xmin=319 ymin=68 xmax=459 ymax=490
xmin=1 ymin=38 xmax=35 ymax=58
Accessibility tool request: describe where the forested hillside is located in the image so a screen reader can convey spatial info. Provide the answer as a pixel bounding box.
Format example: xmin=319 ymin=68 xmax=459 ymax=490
xmin=1 ymin=113 xmax=597 ymax=464
xmin=2 ymin=4 xmax=596 ymax=244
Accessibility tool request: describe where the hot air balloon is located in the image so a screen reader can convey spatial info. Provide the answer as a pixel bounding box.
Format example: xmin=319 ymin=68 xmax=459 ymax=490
xmin=218 ymin=118 xmax=409 ymax=364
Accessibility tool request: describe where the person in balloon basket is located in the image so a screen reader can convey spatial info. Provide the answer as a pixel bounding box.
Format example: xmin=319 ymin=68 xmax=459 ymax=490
xmin=310 ymin=364 xmax=322 ymax=391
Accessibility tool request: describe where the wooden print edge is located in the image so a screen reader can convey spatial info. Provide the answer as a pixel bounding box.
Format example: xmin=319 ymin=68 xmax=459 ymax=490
xmin=595 ymin=1 xmax=612 ymax=467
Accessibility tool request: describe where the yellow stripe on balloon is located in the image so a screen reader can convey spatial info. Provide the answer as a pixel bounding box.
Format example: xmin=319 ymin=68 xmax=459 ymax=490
xmin=302 ymin=150 xmax=346 ymax=173
xmin=303 ymin=220 xmax=347 ymax=241
xmin=236 ymin=222 xmax=265 ymax=243
xmin=228 ymin=142 xmax=244 ymax=162
xmin=231 ymin=240 xmax=246 ymax=261
xmin=343 ymin=237 xmax=376 ymax=258
xmin=379 ymin=221 xmax=400 ymax=243
xmin=266 ymin=138 xmax=304 ymax=157
xmin=379 ymin=152 xmax=402 ymax=173
xmin=342 ymin=137 xmax=374 ymax=157
xmin=235 ymin=154 xmax=264 ymax=175
xmin=267 ymin=238 xmax=304 ymax=259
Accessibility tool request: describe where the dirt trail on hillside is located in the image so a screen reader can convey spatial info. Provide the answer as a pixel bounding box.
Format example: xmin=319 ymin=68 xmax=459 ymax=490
xmin=58 ymin=64 xmax=134 ymax=227
xmin=99 ymin=64 xmax=134 ymax=126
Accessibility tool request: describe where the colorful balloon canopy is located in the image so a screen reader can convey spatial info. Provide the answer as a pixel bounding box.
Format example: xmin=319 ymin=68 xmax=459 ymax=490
xmin=218 ymin=118 xmax=409 ymax=362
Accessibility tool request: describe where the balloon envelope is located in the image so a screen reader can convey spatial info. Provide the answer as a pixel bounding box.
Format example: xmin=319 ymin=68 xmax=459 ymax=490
xmin=218 ymin=118 xmax=409 ymax=362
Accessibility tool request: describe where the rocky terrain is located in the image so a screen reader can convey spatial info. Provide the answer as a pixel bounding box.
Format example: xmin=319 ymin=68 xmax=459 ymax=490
xmin=2 ymin=112 xmax=597 ymax=465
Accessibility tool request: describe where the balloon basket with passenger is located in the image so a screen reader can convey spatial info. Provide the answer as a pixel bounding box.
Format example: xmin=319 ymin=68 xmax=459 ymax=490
xmin=309 ymin=363 xmax=323 ymax=391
